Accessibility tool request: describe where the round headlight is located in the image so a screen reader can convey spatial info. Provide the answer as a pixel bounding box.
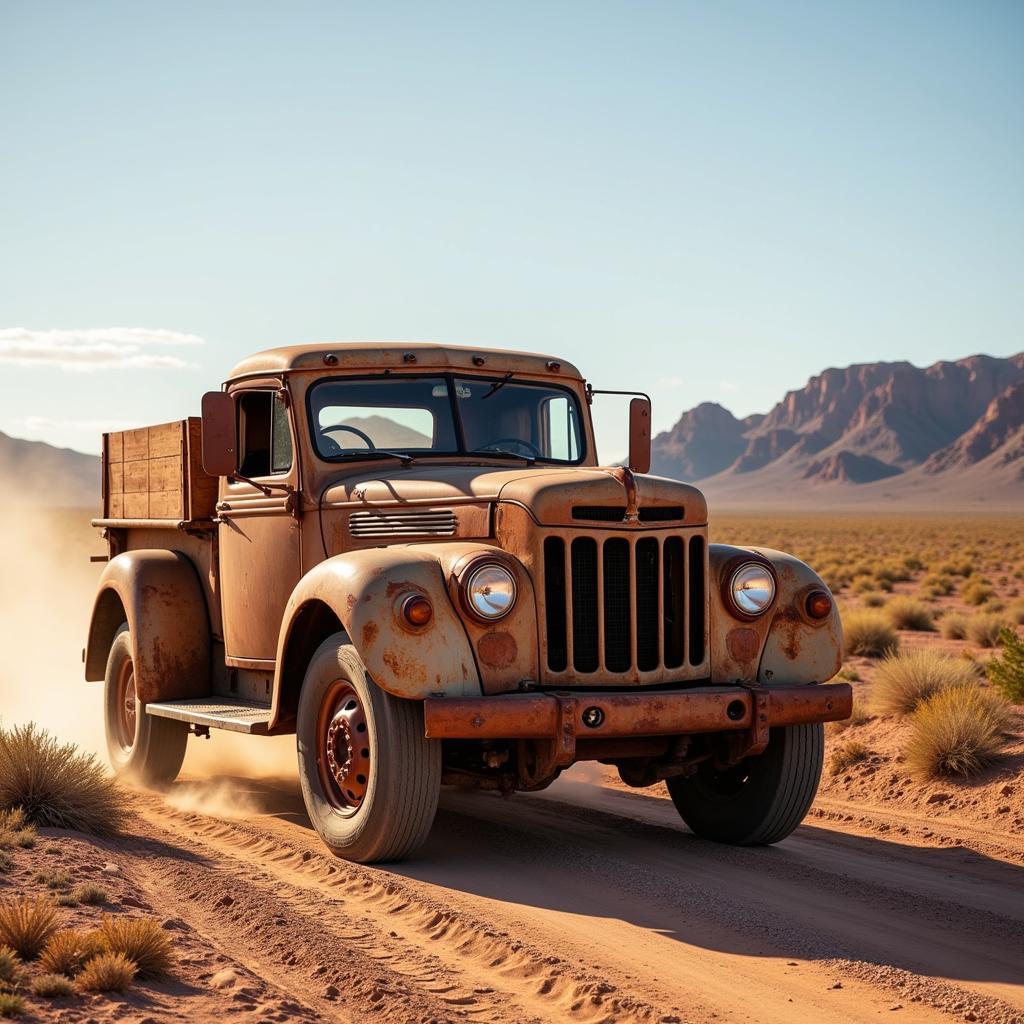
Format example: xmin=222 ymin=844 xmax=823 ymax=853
xmin=464 ymin=563 xmax=517 ymax=621
xmin=729 ymin=562 xmax=776 ymax=617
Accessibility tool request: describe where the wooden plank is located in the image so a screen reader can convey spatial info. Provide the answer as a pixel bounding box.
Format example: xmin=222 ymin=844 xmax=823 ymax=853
xmin=107 ymin=462 xmax=123 ymax=496
xmin=148 ymin=422 xmax=182 ymax=459
xmin=108 ymin=492 xmax=124 ymax=518
xmin=123 ymin=428 xmax=149 ymax=462
xmin=149 ymin=454 xmax=182 ymax=493
xmin=107 ymin=431 xmax=124 ymax=464
xmin=123 ymin=461 xmax=149 ymax=493
xmin=186 ymin=417 xmax=219 ymax=519
xmin=123 ymin=491 xmax=149 ymax=518
xmin=149 ymin=490 xmax=184 ymax=519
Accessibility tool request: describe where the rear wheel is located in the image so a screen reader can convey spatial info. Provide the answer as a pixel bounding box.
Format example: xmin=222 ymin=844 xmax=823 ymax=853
xmin=103 ymin=624 xmax=188 ymax=786
xmin=666 ymin=723 xmax=823 ymax=845
xmin=296 ymin=635 xmax=441 ymax=863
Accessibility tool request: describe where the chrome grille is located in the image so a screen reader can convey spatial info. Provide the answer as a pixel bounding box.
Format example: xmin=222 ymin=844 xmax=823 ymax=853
xmin=542 ymin=531 xmax=706 ymax=680
xmin=349 ymin=508 xmax=457 ymax=538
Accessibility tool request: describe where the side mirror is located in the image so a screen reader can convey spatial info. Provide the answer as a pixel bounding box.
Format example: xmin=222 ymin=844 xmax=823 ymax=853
xmin=201 ymin=391 xmax=237 ymax=477
xmin=628 ymin=397 xmax=651 ymax=474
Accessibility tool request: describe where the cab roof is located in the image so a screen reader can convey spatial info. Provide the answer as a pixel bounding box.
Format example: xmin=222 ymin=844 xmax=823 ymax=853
xmin=227 ymin=342 xmax=582 ymax=382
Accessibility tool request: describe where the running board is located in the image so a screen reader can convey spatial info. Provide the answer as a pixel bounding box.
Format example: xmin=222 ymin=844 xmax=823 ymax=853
xmin=145 ymin=698 xmax=272 ymax=735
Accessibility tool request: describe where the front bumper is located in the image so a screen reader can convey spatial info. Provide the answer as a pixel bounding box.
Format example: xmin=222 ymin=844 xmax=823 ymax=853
xmin=423 ymin=682 xmax=852 ymax=743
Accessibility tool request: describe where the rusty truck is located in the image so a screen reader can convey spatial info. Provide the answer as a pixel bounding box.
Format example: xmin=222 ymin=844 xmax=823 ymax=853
xmin=85 ymin=343 xmax=851 ymax=862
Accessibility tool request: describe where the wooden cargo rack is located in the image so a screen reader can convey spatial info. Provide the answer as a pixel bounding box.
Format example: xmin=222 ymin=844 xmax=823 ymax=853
xmin=102 ymin=419 xmax=218 ymax=523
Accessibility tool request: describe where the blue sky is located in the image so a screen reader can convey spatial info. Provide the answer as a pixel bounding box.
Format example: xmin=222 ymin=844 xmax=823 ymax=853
xmin=1 ymin=0 xmax=1021 ymax=457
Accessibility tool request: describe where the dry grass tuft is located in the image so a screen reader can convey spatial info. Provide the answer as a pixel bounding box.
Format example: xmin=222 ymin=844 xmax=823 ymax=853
xmin=843 ymin=610 xmax=900 ymax=658
xmin=0 ymin=725 xmax=125 ymax=836
xmin=97 ymin=917 xmax=173 ymax=979
xmin=0 ymin=810 xmax=36 ymax=852
xmin=829 ymin=740 xmax=869 ymax=776
xmin=76 ymin=952 xmax=137 ymax=993
xmin=0 ymin=896 xmax=59 ymax=960
xmin=0 ymin=993 xmax=25 ymax=1018
xmin=884 ymin=596 xmax=935 ymax=631
xmin=40 ymin=929 xmax=107 ymax=977
xmin=73 ymin=884 xmax=107 ymax=907
xmin=0 ymin=946 xmax=20 ymax=989
xmin=963 ymin=578 xmax=995 ymax=606
xmin=939 ymin=612 xmax=969 ymax=640
xmin=966 ymin=612 xmax=1009 ymax=648
xmin=906 ymin=686 xmax=1012 ymax=779
xmin=31 ymin=972 xmax=76 ymax=998
xmin=870 ymin=650 xmax=977 ymax=716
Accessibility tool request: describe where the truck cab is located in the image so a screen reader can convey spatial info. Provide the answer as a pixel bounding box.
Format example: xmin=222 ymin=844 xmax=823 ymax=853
xmin=86 ymin=342 xmax=849 ymax=862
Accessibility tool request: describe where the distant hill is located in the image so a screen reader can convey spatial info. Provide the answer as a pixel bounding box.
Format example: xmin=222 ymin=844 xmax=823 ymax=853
xmin=651 ymin=352 xmax=1024 ymax=509
xmin=0 ymin=431 xmax=99 ymax=507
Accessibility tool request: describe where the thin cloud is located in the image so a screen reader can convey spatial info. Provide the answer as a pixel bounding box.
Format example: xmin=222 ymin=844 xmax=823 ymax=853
xmin=657 ymin=375 xmax=682 ymax=389
xmin=0 ymin=327 xmax=204 ymax=371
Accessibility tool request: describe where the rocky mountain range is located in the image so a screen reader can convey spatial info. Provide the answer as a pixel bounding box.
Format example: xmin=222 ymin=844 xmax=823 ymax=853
xmin=1 ymin=430 xmax=99 ymax=507
xmin=651 ymin=352 xmax=1024 ymax=508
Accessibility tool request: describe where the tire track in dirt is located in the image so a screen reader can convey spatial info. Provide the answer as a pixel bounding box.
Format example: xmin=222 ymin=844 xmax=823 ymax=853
xmin=131 ymin=792 xmax=681 ymax=1024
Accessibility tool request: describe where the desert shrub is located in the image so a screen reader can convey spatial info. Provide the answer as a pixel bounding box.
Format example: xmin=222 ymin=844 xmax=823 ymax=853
xmin=987 ymin=628 xmax=1024 ymax=703
xmin=73 ymin=884 xmax=107 ymax=907
xmin=843 ymin=611 xmax=899 ymax=658
xmin=0 ymin=725 xmax=125 ymax=836
xmin=1007 ymin=600 xmax=1024 ymax=626
xmin=965 ymin=612 xmax=1008 ymax=648
xmin=97 ymin=917 xmax=173 ymax=979
xmin=33 ymin=871 xmax=71 ymax=892
xmin=860 ymin=592 xmax=886 ymax=608
xmin=906 ymin=686 xmax=1011 ymax=779
xmin=920 ymin=573 xmax=954 ymax=597
xmin=0 ymin=811 xmax=35 ymax=852
xmin=870 ymin=650 xmax=976 ymax=716
xmin=0 ymin=896 xmax=59 ymax=959
xmin=40 ymin=929 xmax=106 ymax=977
xmin=963 ymin=579 xmax=995 ymax=606
xmin=885 ymin=597 xmax=935 ymax=631
xmin=76 ymin=952 xmax=137 ymax=993
xmin=0 ymin=946 xmax=19 ymax=989
xmin=829 ymin=740 xmax=869 ymax=776
xmin=0 ymin=853 xmax=11 ymax=875
xmin=31 ymin=972 xmax=76 ymax=998
xmin=939 ymin=612 xmax=969 ymax=640
xmin=0 ymin=993 xmax=25 ymax=1018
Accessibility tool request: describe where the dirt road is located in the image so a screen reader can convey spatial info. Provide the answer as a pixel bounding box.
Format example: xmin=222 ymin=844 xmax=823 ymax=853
xmin=100 ymin=769 xmax=1023 ymax=1024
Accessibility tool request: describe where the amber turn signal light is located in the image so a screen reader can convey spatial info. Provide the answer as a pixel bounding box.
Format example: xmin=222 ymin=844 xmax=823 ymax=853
xmin=401 ymin=594 xmax=433 ymax=628
xmin=805 ymin=590 xmax=832 ymax=620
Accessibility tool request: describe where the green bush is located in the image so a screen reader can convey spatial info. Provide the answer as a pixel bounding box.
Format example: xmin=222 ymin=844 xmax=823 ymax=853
xmin=987 ymin=628 xmax=1024 ymax=703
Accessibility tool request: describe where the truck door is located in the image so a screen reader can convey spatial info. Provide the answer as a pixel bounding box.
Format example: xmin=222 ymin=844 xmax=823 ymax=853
xmin=218 ymin=387 xmax=302 ymax=664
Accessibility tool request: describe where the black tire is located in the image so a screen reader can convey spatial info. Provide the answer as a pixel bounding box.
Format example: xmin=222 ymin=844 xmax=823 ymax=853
xmin=666 ymin=723 xmax=823 ymax=845
xmin=296 ymin=634 xmax=441 ymax=863
xmin=103 ymin=624 xmax=188 ymax=786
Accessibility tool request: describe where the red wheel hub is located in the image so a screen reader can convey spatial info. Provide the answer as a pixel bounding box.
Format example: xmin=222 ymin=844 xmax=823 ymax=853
xmin=115 ymin=659 xmax=137 ymax=752
xmin=317 ymin=683 xmax=370 ymax=812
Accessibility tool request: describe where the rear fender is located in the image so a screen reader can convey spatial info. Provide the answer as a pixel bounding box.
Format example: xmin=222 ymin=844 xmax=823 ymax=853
xmin=270 ymin=548 xmax=481 ymax=730
xmin=84 ymin=550 xmax=211 ymax=704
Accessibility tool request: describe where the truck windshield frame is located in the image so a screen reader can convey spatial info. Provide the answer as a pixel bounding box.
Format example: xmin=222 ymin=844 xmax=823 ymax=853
xmin=306 ymin=373 xmax=587 ymax=466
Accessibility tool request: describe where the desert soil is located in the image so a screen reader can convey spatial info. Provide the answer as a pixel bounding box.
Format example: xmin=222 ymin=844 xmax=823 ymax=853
xmin=4 ymin=763 xmax=1022 ymax=1024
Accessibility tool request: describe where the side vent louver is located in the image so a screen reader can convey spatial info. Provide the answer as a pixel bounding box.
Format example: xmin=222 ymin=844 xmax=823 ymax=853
xmin=349 ymin=509 xmax=457 ymax=538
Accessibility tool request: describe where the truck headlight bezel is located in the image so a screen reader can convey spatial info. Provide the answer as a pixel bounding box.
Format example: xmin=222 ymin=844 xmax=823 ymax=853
xmin=725 ymin=560 xmax=777 ymax=620
xmin=461 ymin=561 xmax=518 ymax=622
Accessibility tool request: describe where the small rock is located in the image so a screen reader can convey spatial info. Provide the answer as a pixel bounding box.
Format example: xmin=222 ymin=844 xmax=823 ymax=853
xmin=211 ymin=968 xmax=241 ymax=990
xmin=324 ymin=985 xmax=340 ymax=999
xmin=787 ymin=961 xmax=798 ymax=967
xmin=161 ymin=917 xmax=187 ymax=931
xmin=965 ymin=1013 xmax=978 ymax=1022
xmin=996 ymin=805 xmax=1010 ymax=814
xmin=218 ymin=894 xmax=235 ymax=907
xmin=999 ymin=784 xmax=1014 ymax=797
xmin=889 ymin=1005 xmax=902 ymax=1012
xmin=926 ymin=793 xmax=950 ymax=805
xmin=301 ymin=850 xmax=312 ymax=861
xmin=101 ymin=862 xmax=120 ymax=874
xmin=831 ymin=982 xmax=843 ymax=990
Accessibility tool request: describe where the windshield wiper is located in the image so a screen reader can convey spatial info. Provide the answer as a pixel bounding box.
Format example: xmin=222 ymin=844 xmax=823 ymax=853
xmin=467 ymin=447 xmax=536 ymax=465
xmin=338 ymin=450 xmax=415 ymax=466
xmin=481 ymin=371 xmax=514 ymax=399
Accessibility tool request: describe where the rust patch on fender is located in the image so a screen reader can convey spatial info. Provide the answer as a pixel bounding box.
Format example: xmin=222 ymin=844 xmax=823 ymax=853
xmin=382 ymin=648 xmax=428 ymax=684
xmin=727 ymin=627 xmax=760 ymax=664
xmin=477 ymin=631 xmax=517 ymax=669
xmin=361 ymin=620 xmax=379 ymax=648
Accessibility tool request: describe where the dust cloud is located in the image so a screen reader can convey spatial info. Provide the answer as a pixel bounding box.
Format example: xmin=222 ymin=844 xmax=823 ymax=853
xmin=0 ymin=506 xmax=296 ymax=785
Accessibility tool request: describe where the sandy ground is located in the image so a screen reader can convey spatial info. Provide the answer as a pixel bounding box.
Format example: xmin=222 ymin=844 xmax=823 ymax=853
xmin=2 ymin=509 xmax=1022 ymax=1023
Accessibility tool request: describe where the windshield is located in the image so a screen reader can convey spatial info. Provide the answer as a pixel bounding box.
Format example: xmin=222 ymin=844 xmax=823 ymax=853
xmin=308 ymin=375 xmax=584 ymax=463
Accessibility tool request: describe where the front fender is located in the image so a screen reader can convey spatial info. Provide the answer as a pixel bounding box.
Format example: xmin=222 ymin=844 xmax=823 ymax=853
xmin=84 ymin=550 xmax=211 ymax=704
xmin=272 ymin=548 xmax=481 ymax=718
xmin=709 ymin=544 xmax=842 ymax=686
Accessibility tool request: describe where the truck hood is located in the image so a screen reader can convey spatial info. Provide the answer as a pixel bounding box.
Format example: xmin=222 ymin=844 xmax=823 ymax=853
xmin=320 ymin=464 xmax=707 ymax=527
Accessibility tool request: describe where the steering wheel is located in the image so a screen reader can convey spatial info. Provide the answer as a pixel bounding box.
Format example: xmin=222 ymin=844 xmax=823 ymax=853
xmin=319 ymin=423 xmax=376 ymax=456
xmin=476 ymin=437 xmax=543 ymax=459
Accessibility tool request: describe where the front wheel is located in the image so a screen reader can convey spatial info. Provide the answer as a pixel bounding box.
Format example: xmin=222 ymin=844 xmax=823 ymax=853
xmin=666 ymin=723 xmax=823 ymax=845
xmin=103 ymin=624 xmax=188 ymax=786
xmin=296 ymin=635 xmax=441 ymax=863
